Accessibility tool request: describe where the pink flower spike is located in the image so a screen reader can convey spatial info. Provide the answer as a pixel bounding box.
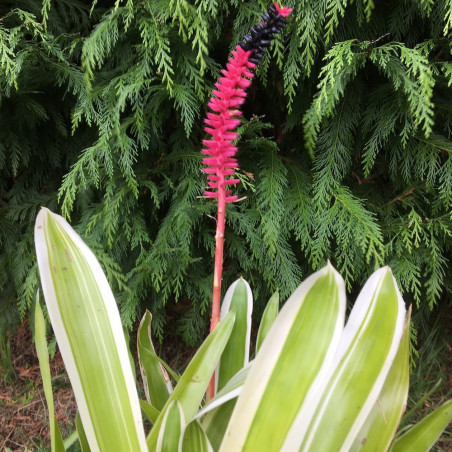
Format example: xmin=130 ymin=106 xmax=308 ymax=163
xmin=274 ymin=2 xmax=293 ymax=17
xmin=202 ymin=45 xmax=255 ymax=355
xmin=202 ymin=2 xmax=293 ymax=402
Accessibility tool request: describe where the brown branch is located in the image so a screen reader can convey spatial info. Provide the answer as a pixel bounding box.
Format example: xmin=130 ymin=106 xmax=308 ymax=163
xmin=352 ymin=172 xmax=379 ymax=185
xmin=381 ymin=187 xmax=414 ymax=209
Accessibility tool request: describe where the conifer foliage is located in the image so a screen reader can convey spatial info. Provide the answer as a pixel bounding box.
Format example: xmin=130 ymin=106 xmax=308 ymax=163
xmin=1 ymin=0 xmax=451 ymax=345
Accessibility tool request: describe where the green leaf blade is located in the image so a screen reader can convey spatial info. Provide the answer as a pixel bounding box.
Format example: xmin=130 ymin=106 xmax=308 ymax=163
xmin=75 ymin=412 xmax=90 ymax=452
xmin=391 ymin=399 xmax=452 ymax=452
xmin=140 ymin=399 xmax=160 ymax=425
xmin=180 ymin=421 xmax=213 ymax=452
xmin=34 ymin=297 xmax=65 ymax=452
xmin=219 ymin=264 xmax=346 ymax=451
xmin=157 ymin=400 xmax=185 ymax=452
xmin=256 ymin=291 xmax=279 ymax=354
xmin=351 ymin=308 xmax=411 ymax=451
xmin=216 ymin=278 xmax=252 ymax=392
xmin=299 ymin=267 xmax=406 ymax=451
xmin=199 ymin=365 xmax=251 ymax=449
xmin=35 ymin=208 xmax=147 ymax=452
xmin=138 ymin=311 xmax=172 ymax=411
xmin=147 ymin=311 xmax=235 ymax=450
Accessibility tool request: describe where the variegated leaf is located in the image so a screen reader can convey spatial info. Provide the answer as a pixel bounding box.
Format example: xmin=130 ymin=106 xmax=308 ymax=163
xmin=295 ymin=267 xmax=406 ymax=451
xmin=147 ymin=311 xmax=235 ymax=450
xmin=138 ymin=311 xmax=172 ymax=410
xmin=35 ymin=208 xmax=147 ymax=452
xmin=219 ymin=264 xmax=346 ymax=451
xmin=350 ymin=307 xmax=411 ymax=450
xmin=199 ymin=365 xmax=251 ymax=450
xmin=180 ymin=421 xmax=213 ymax=452
xmin=157 ymin=400 xmax=185 ymax=452
xmin=216 ymin=278 xmax=252 ymax=392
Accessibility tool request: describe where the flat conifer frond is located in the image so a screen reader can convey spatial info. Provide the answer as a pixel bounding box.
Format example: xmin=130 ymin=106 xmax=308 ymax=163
xmin=0 ymin=0 xmax=451 ymax=349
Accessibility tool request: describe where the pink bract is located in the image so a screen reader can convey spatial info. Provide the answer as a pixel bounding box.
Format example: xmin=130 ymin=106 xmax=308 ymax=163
xmin=274 ymin=1 xmax=293 ymax=18
xmin=201 ymin=46 xmax=256 ymax=203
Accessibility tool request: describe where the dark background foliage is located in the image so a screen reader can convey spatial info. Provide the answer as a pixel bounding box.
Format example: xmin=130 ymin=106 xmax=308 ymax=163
xmin=1 ymin=0 xmax=451 ymax=348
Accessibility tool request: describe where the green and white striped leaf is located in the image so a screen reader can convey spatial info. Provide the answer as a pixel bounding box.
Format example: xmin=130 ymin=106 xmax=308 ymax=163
xmin=216 ymin=278 xmax=252 ymax=392
xmin=147 ymin=311 xmax=235 ymax=450
xmin=34 ymin=296 xmax=65 ymax=452
xmin=157 ymin=400 xmax=185 ymax=452
xmin=34 ymin=208 xmax=147 ymax=452
xmin=199 ymin=365 xmax=251 ymax=450
xmin=295 ymin=266 xmax=406 ymax=451
xmin=180 ymin=421 xmax=213 ymax=452
xmin=198 ymin=364 xmax=250 ymax=420
xmin=391 ymin=399 xmax=452 ymax=452
xmin=202 ymin=399 xmax=236 ymax=451
xmin=255 ymin=291 xmax=279 ymax=354
xmin=63 ymin=431 xmax=80 ymax=451
xmin=138 ymin=311 xmax=172 ymax=410
xmin=219 ymin=263 xmax=346 ymax=451
xmin=350 ymin=307 xmax=411 ymax=451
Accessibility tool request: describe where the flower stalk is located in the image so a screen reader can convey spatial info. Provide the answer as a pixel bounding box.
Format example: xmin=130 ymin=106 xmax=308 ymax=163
xmin=203 ymin=46 xmax=256 ymax=335
xmin=202 ymin=2 xmax=292 ymax=399
xmin=202 ymin=2 xmax=292 ymax=340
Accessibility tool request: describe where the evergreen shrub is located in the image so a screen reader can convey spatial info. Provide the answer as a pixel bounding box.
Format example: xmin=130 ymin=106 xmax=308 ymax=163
xmin=1 ymin=0 xmax=451 ymax=345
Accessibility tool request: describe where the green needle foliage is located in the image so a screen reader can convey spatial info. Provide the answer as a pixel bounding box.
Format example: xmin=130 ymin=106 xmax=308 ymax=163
xmin=1 ymin=0 xmax=451 ymax=346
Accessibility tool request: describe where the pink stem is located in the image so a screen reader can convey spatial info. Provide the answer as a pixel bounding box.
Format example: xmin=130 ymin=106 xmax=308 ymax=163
xmin=207 ymin=181 xmax=225 ymax=400
xmin=210 ymin=184 xmax=226 ymax=334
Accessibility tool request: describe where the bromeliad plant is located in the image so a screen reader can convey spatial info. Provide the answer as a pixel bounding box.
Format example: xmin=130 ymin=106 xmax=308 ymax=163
xmin=34 ymin=3 xmax=451 ymax=452
xmin=34 ymin=210 xmax=452 ymax=451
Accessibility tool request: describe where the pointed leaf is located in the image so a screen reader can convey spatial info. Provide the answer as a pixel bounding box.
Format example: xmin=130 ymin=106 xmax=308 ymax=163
xmin=350 ymin=308 xmax=411 ymax=451
xmin=63 ymin=431 xmax=79 ymax=450
xmin=147 ymin=311 xmax=235 ymax=450
xmin=76 ymin=412 xmax=90 ymax=452
xmin=157 ymin=400 xmax=185 ymax=452
xmin=34 ymin=296 xmax=65 ymax=452
xmin=256 ymin=291 xmax=279 ymax=354
xmin=391 ymin=399 xmax=452 ymax=452
xmin=138 ymin=311 xmax=172 ymax=410
xmin=216 ymin=278 xmax=252 ymax=392
xmin=123 ymin=326 xmax=137 ymax=381
xmin=400 ymin=379 xmax=443 ymax=425
xmin=197 ymin=364 xmax=250 ymax=420
xmin=199 ymin=365 xmax=251 ymax=450
xmin=34 ymin=208 xmax=147 ymax=452
xmin=296 ymin=267 xmax=406 ymax=451
xmin=180 ymin=421 xmax=214 ymax=452
xmin=219 ymin=264 xmax=346 ymax=451
xmin=202 ymin=400 xmax=236 ymax=451
xmin=140 ymin=399 xmax=160 ymax=425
